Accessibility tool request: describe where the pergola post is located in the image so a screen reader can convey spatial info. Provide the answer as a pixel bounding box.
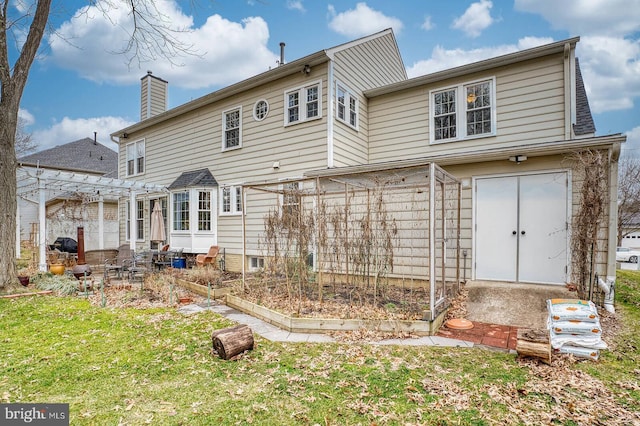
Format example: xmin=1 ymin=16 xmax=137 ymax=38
xmin=98 ymin=195 xmax=104 ymax=249
xmin=38 ymin=178 xmax=47 ymax=272
xmin=129 ymin=190 xmax=137 ymax=252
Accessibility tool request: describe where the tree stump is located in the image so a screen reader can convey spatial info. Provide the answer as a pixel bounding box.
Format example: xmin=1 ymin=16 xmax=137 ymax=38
xmin=516 ymin=328 xmax=551 ymax=364
xmin=212 ymin=325 xmax=254 ymax=360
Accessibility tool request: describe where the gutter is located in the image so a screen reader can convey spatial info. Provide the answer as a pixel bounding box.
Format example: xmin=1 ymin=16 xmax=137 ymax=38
xmin=112 ymin=51 xmax=329 ymax=138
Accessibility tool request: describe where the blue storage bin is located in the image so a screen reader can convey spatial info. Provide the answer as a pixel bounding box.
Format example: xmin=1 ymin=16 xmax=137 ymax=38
xmin=172 ymin=258 xmax=186 ymax=268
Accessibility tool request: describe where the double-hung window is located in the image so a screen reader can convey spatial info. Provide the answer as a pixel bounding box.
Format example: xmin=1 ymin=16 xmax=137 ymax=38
xmin=125 ymin=200 xmax=144 ymax=240
xmin=430 ymin=77 xmax=495 ymax=143
xmin=222 ymin=107 xmax=242 ymax=150
xmin=336 ymin=83 xmax=358 ymax=129
xmin=284 ymin=81 xmax=322 ymax=125
xmin=220 ymin=185 xmax=243 ymax=215
xmin=126 ymin=140 xmax=145 ymax=176
xmin=198 ymin=191 xmax=211 ymax=231
xmin=172 ymin=192 xmax=189 ymax=231
xmin=282 ymin=182 xmax=300 ymax=217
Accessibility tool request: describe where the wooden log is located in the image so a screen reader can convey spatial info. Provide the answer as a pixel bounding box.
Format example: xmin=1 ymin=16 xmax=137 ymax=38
xmin=212 ymin=324 xmax=254 ymax=360
xmin=516 ymin=328 xmax=551 ymax=364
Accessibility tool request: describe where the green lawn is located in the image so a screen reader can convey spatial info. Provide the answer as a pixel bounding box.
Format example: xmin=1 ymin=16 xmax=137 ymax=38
xmin=1 ymin=273 xmax=639 ymax=425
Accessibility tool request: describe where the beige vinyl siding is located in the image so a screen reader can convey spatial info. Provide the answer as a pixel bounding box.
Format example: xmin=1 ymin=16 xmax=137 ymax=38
xmin=140 ymin=76 xmax=167 ymax=120
xmin=119 ymin=69 xmax=330 ymax=255
xmin=368 ymin=55 xmax=567 ymax=164
xmin=331 ymin=32 xmax=407 ymax=167
xmin=439 ymin=152 xmax=613 ymax=282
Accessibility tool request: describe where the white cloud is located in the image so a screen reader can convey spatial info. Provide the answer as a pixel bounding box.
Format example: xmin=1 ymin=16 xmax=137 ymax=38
xmin=515 ymin=0 xmax=640 ymax=37
xmin=328 ymin=2 xmax=403 ymax=38
xmin=18 ymin=109 xmax=35 ymax=126
xmin=32 ymin=116 xmax=134 ymax=151
xmin=515 ymin=0 xmax=640 ymax=114
xmin=406 ymin=37 xmax=552 ymax=78
xmin=287 ymin=1 xmax=305 ymax=12
xmin=47 ymin=1 xmax=278 ymax=90
xmin=577 ymin=36 xmax=640 ymax=114
xmin=622 ymin=126 xmax=640 ymax=157
xmin=451 ymin=0 xmax=495 ymax=38
xmin=421 ymin=16 xmax=434 ymax=31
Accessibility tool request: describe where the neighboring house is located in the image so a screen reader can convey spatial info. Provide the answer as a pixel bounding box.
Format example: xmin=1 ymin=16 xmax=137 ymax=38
xmin=111 ymin=29 xmax=625 ymax=286
xmin=17 ymin=137 xmax=119 ymax=251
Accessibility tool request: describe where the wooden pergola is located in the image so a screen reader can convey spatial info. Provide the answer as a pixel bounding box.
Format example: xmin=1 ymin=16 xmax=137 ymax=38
xmin=16 ymin=166 xmax=167 ymax=271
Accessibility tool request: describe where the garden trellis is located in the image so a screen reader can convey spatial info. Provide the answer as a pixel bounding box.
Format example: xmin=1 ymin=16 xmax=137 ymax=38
xmin=242 ymin=161 xmax=461 ymax=320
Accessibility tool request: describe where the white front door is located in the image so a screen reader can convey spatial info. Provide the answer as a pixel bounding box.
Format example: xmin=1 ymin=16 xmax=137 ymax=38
xmin=474 ymin=172 xmax=568 ymax=284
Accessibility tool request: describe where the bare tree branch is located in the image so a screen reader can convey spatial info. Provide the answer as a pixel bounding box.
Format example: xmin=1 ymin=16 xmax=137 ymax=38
xmin=617 ymin=156 xmax=640 ymax=244
xmin=15 ymin=118 xmax=35 ymax=157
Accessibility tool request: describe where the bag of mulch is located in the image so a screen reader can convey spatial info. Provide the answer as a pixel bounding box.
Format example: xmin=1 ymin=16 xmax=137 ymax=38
xmin=549 ymin=329 xmax=608 ymax=350
xmin=554 ymin=345 xmax=600 ymax=361
xmin=547 ymin=299 xmax=599 ymax=322
xmin=549 ymin=318 xmax=602 ymax=335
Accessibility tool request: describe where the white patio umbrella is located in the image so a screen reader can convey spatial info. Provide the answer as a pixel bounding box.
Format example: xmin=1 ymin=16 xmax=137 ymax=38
xmin=150 ymin=201 xmax=166 ymax=244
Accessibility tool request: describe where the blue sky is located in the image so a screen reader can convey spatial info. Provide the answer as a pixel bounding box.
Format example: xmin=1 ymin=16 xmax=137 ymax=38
xmin=14 ymin=0 xmax=640 ymax=156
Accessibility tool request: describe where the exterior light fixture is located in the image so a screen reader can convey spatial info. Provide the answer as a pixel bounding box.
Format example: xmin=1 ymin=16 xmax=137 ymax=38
xmin=508 ymin=155 xmax=527 ymax=164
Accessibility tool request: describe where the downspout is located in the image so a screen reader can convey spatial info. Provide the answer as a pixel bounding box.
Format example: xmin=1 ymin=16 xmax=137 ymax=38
xmin=597 ymin=275 xmax=615 ymax=313
xmin=327 ymin=59 xmax=335 ymax=168
xmin=563 ymin=42 xmax=573 ymax=140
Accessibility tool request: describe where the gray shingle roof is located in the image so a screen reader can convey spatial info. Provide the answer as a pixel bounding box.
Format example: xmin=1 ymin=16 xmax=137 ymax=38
xmin=574 ymin=58 xmax=596 ymax=136
xmin=18 ymin=137 xmax=117 ymax=175
xmin=167 ymin=168 xmax=218 ymax=190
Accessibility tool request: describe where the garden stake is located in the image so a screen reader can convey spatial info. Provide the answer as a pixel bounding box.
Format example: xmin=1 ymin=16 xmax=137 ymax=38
xmin=100 ymin=279 xmax=106 ymax=307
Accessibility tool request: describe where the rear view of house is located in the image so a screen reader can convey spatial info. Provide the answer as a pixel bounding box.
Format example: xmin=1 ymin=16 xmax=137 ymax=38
xmin=111 ymin=29 xmax=624 ymax=291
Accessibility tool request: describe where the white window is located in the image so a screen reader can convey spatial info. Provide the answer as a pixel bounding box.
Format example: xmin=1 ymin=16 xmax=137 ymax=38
xmin=430 ymin=78 xmax=495 ymax=143
xmin=284 ymin=81 xmax=322 ymax=125
xmin=223 ymin=107 xmax=242 ymax=150
xmin=172 ymin=189 xmax=215 ymax=232
xmin=282 ymin=182 xmax=300 ymax=217
xmin=336 ymin=82 xmax=358 ymax=129
xmin=253 ymin=99 xmax=269 ymax=121
xmin=220 ymin=185 xmax=243 ymax=215
xmin=172 ymin=191 xmax=189 ymax=231
xmin=198 ymin=191 xmax=211 ymax=231
xmin=126 ymin=140 xmax=145 ymax=176
xmin=126 ymin=200 xmax=144 ymax=240
xmin=249 ymin=257 xmax=265 ymax=271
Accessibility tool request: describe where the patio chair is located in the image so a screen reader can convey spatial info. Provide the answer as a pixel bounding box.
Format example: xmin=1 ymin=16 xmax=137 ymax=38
xmin=154 ymin=244 xmax=173 ymax=270
xmin=104 ymin=244 xmax=132 ymax=281
xmin=196 ymin=245 xmax=219 ymax=267
xmin=127 ymin=250 xmax=153 ymax=282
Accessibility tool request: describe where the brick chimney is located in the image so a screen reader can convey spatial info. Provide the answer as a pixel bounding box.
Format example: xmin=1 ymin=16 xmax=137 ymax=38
xmin=140 ymin=71 xmax=168 ymax=120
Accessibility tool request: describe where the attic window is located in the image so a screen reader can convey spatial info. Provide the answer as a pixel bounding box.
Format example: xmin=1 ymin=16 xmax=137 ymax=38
xmin=253 ymin=99 xmax=269 ymax=121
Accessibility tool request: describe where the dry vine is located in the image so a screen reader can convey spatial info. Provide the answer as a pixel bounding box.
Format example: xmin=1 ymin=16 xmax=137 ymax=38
xmin=568 ymin=149 xmax=610 ymax=301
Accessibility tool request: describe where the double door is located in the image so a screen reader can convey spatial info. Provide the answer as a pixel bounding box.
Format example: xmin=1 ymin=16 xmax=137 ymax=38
xmin=474 ymin=172 xmax=568 ymax=284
